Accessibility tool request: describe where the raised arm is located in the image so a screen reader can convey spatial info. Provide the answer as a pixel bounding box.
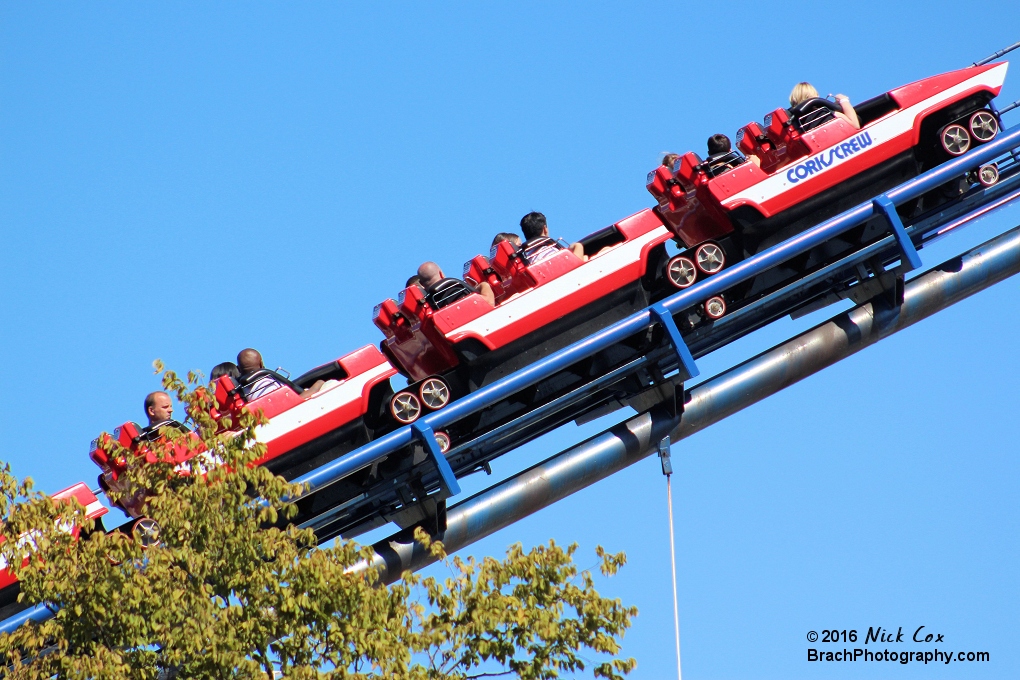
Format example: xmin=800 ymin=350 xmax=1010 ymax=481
xmin=834 ymin=94 xmax=860 ymax=129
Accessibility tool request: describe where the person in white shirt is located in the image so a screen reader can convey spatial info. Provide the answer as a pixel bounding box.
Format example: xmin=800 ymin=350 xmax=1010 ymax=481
xmin=519 ymin=212 xmax=586 ymax=264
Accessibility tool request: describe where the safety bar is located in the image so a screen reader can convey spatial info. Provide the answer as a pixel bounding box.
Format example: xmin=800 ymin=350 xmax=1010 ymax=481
xmin=973 ymin=41 xmax=1020 ymax=66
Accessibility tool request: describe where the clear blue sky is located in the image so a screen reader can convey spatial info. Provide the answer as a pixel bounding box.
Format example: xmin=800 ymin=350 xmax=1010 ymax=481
xmin=2 ymin=3 xmax=1018 ymax=678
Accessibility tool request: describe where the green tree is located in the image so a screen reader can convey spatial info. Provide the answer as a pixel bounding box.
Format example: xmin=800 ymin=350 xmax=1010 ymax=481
xmin=0 ymin=366 xmax=637 ymax=679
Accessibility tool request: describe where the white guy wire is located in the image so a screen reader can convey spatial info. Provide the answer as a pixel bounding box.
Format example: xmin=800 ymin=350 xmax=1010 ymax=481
xmin=666 ymin=473 xmax=682 ymax=680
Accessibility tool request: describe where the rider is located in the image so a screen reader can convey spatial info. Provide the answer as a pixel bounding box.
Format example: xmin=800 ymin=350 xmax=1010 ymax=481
xmin=140 ymin=391 xmax=190 ymax=438
xmin=491 ymin=232 xmax=521 ymax=249
xmin=417 ymin=261 xmax=495 ymax=307
xmin=519 ymin=212 xmax=586 ymax=263
xmin=790 ymin=82 xmax=860 ymax=129
xmin=210 ymin=361 xmax=240 ymax=382
xmin=143 ymin=391 xmax=175 ymax=431
xmin=236 ymin=348 xmax=324 ymax=401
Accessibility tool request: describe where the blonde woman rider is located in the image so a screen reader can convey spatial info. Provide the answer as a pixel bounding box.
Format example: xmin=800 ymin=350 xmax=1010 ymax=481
xmin=790 ymin=82 xmax=860 ymax=129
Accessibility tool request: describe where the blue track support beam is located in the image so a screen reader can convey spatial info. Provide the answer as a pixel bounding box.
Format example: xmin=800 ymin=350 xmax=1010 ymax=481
xmin=411 ymin=422 xmax=460 ymax=498
xmin=0 ymin=603 xmax=53 ymax=636
xmin=873 ymin=195 xmax=922 ymax=271
xmin=651 ymin=303 xmax=699 ymax=381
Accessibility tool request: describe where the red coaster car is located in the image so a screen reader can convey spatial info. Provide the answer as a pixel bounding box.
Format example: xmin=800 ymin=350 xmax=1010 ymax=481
xmin=90 ymin=418 xmax=199 ymax=518
xmin=89 ymin=345 xmax=399 ymax=518
xmin=0 ymin=482 xmax=108 ymax=617
xmin=374 ymin=210 xmax=675 ymax=427
xmin=647 ymin=62 xmax=1008 ymax=315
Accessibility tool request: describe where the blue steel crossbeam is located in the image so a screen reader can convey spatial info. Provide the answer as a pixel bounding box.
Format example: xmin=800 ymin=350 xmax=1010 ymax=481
xmin=293 ymin=123 xmax=1020 ymax=504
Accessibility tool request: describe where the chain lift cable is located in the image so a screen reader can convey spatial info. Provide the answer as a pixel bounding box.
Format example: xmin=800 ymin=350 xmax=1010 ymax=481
xmin=658 ymin=436 xmax=682 ymax=680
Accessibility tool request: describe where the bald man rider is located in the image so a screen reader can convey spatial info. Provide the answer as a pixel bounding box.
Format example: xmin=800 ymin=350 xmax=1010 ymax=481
xmin=236 ymin=348 xmax=326 ymax=401
xmin=144 ymin=391 xmax=174 ymax=428
xmin=417 ymin=261 xmax=495 ymax=307
xmin=141 ymin=391 xmax=191 ymax=438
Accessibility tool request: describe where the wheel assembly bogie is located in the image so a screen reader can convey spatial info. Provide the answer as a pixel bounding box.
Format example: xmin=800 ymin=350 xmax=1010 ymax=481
xmin=975 ymin=163 xmax=999 ymax=187
xmin=433 ymin=430 xmax=451 ymax=453
xmin=664 ymin=240 xmax=728 ymax=290
xmin=131 ymin=517 xmax=162 ymax=549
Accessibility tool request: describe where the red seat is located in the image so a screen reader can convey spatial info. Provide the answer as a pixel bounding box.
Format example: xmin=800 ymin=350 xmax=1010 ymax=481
xmin=647 ymin=164 xmax=690 ymax=212
xmin=214 ymin=375 xmax=245 ymax=414
xmin=463 ymin=255 xmax=498 ymax=288
xmin=762 ymin=107 xmax=811 ymax=169
xmin=88 ymin=421 xmax=140 ymax=474
xmin=372 ymin=298 xmax=402 ymax=338
xmin=489 ymin=239 xmax=523 ymax=279
xmin=674 ymin=151 xmax=705 ymax=190
xmin=764 ymin=107 xmax=790 ymax=141
xmin=488 ymin=240 xmax=532 ymax=299
xmin=398 ymin=284 xmax=429 ymax=323
xmin=646 ymin=165 xmax=671 ymax=204
xmin=737 ymin=122 xmax=783 ymax=172
xmin=114 ymin=422 xmax=141 ymax=448
xmin=737 ymin=122 xmax=763 ymax=155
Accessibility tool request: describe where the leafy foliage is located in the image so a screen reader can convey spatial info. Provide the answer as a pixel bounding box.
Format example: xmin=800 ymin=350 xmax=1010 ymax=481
xmin=0 ymin=365 xmax=637 ymax=678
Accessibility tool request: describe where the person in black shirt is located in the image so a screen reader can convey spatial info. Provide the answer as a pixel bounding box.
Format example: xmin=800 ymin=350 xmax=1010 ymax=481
xmin=140 ymin=390 xmax=191 ymax=438
xmin=416 ymin=261 xmax=495 ymax=307
xmin=705 ymin=133 xmax=756 ymax=170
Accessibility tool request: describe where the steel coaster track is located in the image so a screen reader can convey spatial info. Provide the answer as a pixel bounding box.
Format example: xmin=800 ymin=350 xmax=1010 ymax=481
xmin=293 ymin=123 xmax=1020 ymax=527
xmin=3 ymin=123 xmax=1020 ymax=636
xmin=364 ymin=221 xmax=1020 ymax=581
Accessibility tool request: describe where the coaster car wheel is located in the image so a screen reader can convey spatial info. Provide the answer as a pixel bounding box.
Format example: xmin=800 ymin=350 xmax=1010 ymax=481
xmin=703 ymin=296 xmax=726 ymax=320
xmin=694 ymin=242 xmax=725 ymax=274
xmin=433 ymin=430 xmax=451 ymax=453
xmin=666 ymin=255 xmax=698 ymax=289
xmin=940 ymin=124 xmax=971 ymax=156
xmin=390 ymin=391 xmax=422 ymax=424
xmin=131 ymin=517 xmax=162 ymax=549
xmin=419 ymin=377 xmax=451 ymax=410
xmin=968 ymin=111 xmax=998 ymax=143
xmin=977 ymin=163 xmax=999 ymax=187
